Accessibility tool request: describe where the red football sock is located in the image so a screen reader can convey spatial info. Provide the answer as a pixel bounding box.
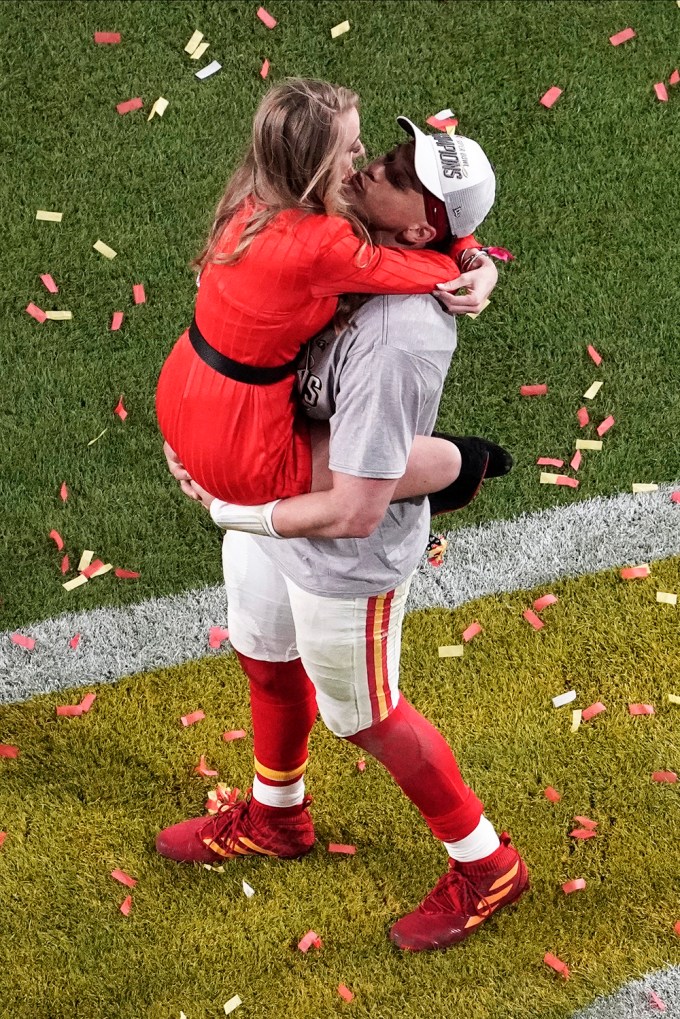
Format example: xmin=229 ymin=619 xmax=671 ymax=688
xmin=346 ymin=696 xmax=483 ymax=842
xmin=236 ymin=652 xmax=318 ymax=807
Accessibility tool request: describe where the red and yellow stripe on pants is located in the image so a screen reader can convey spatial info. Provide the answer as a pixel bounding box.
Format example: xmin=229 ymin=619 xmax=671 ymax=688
xmin=365 ymin=591 xmax=397 ymax=726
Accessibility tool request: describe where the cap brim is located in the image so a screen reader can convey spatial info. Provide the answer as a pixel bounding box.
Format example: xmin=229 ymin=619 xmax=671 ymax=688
xmin=396 ymin=116 xmax=444 ymax=201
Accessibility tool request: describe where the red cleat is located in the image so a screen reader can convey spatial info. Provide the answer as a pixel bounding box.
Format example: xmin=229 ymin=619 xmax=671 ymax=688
xmin=155 ymin=787 xmax=315 ymax=864
xmin=389 ymin=833 xmax=528 ymax=951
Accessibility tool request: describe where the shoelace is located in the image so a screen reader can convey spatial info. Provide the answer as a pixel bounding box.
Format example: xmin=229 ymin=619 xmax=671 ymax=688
xmin=420 ymin=867 xmax=491 ymax=918
xmin=202 ymin=796 xmax=251 ymax=848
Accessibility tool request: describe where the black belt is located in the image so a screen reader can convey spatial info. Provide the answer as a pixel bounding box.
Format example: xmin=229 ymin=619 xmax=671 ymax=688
xmin=188 ymin=317 xmax=300 ymax=385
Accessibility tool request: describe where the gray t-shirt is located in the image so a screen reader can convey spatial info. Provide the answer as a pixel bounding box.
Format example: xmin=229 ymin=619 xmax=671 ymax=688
xmin=253 ymin=293 xmax=457 ymax=597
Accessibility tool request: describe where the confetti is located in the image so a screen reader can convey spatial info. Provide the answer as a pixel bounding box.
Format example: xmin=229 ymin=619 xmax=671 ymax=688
xmin=110 ymin=311 xmax=124 ymax=331
xmin=438 ymin=644 xmax=464 ymax=657
xmin=59 ymin=481 xmax=68 ymax=502
xmin=93 ymin=239 xmax=117 ymax=259
xmin=534 ymin=594 xmax=558 ymax=612
xmin=222 ymin=729 xmax=247 ymax=742
xmin=257 ymin=7 xmax=277 ymax=28
xmin=609 ymin=27 xmax=636 ymax=45
xmin=337 ymin=985 xmax=354 ymax=1003
xmin=537 ymin=458 xmax=564 ymax=467
xmin=81 ymin=558 xmax=105 ymax=578
xmin=111 ymin=868 xmax=137 ymax=888
xmin=89 ymin=563 xmax=113 ymax=578
xmin=40 ymin=273 xmax=58 ymax=293
xmin=242 ymin=880 xmax=256 ymax=898
xmin=61 ymin=555 xmax=70 ymax=574
xmin=0 ymin=833 xmax=6 ymax=849
xmin=552 ymin=690 xmax=576 ymax=708
xmin=63 ymin=575 xmax=88 ymax=591
xmin=577 ymin=406 xmax=589 ymax=428
xmin=628 ymin=703 xmax=654 ymax=715
xmin=670 ymin=70 xmax=680 ymax=86
xmin=520 ymin=384 xmax=547 ymax=396
xmin=652 ymin=771 xmax=677 ymax=783
xmin=356 ymin=759 xmax=366 ymax=772
xmin=570 ymin=450 xmax=582 ymax=471
xmin=26 ymin=302 xmax=47 ymax=323
xmin=575 ymin=439 xmax=602 ymax=451
xmin=44 ymin=310 xmax=72 ymax=320
xmin=94 ymin=31 xmax=121 ymax=44
xmin=587 ymin=344 xmax=602 ymax=365
xmin=570 ymin=828 xmax=597 ymax=840
xmin=462 ymin=621 xmax=482 ymax=642
xmin=544 ymin=786 xmax=561 ymax=802
xmin=11 ymin=633 xmax=35 ymax=651
xmin=209 ymin=626 xmax=230 ymax=648
xmin=486 ymin=246 xmax=515 ymax=261
xmin=119 ymin=895 xmax=132 ymax=916
xmin=596 ymin=415 xmax=614 ymax=437
xmin=427 ymin=114 xmax=458 ymax=131
xmin=69 ymin=633 xmax=80 ymax=650
xmin=116 ymin=97 xmax=143 ymax=115
xmin=573 ymin=815 xmax=598 ymax=829
xmin=49 ymin=529 xmax=65 ymax=550
xmin=328 ymin=843 xmax=356 ymax=855
xmin=656 ymin=592 xmax=678 ymax=605
xmin=56 ymin=704 xmax=83 ymax=717
xmin=184 ymin=30 xmax=204 ymax=54
xmin=668 ymin=694 xmax=680 ymax=705
xmin=80 ymin=693 xmax=96 ymax=713
xmin=78 ymin=550 xmax=94 ymax=571
xmin=87 ymin=428 xmax=108 ymax=446
xmin=132 ymin=283 xmax=146 ymax=304
xmin=675 ymin=920 xmax=680 ymax=935
xmin=0 ymin=745 xmax=19 ymax=759
xmin=147 ymin=97 xmax=169 ymax=121
xmin=523 ymin=609 xmax=544 ymax=630
xmin=297 ymin=930 xmax=322 ymax=953
xmin=194 ymin=755 xmax=219 ymax=778
xmin=620 ymin=565 xmax=650 ymax=579
xmin=331 ymin=20 xmax=350 ymax=38
xmin=571 ymin=709 xmax=582 ymax=732
xmin=181 ymin=710 xmax=205 ymax=727
xmin=654 ymin=82 xmax=669 ymax=102
xmin=649 ymin=991 xmax=667 ymax=1012
xmin=260 ymin=59 xmax=270 ymax=78
xmin=114 ymin=395 xmax=127 ymax=421
xmin=562 ymin=878 xmax=586 ymax=894
xmin=195 ymin=61 xmax=222 ymax=80
xmin=115 ymin=568 xmax=140 ymax=579
xmin=36 ymin=210 xmax=63 ymax=222
xmin=465 ymin=298 xmax=491 ymax=320
xmin=632 ymin=483 xmax=658 ymax=493
xmin=224 ymin=996 xmax=242 ymax=1016
xmin=540 ymin=87 xmax=562 ymax=109
xmin=190 ymin=41 xmax=210 ymax=61
xmin=540 ymin=473 xmax=579 ymax=488
xmin=544 ymin=952 xmax=570 ymax=979
xmin=583 ymin=380 xmax=602 ymax=399
xmin=581 ymin=701 xmax=606 ymax=722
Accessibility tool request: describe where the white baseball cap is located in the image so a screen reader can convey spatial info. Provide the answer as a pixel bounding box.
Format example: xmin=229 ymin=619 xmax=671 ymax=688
xmin=397 ymin=116 xmax=496 ymax=237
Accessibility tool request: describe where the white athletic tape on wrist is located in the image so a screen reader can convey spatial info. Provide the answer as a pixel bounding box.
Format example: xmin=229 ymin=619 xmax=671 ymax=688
xmin=209 ymin=498 xmax=282 ymax=538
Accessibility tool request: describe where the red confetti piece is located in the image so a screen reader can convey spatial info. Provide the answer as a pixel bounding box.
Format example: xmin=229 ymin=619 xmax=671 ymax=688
xmin=222 ymin=728 xmax=246 ymax=741
xmin=41 ymin=273 xmax=58 ymax=293
xmin=49 ymin=529 xmax=64 ymax=550
xmin=111 ymin=869 xmax=137 ymax=888
xmin=337 ymin=985 xmax=354 ymax=1003
xmin=620 ymin=565 xmax=650 ymax=579
xmin=328 ymin=843 xmax=356 ymax=855
xmin=94 ymin=31 xmax=121 ymax=44
xmin=79 ymin=692 xmax=96 ymax=713
xmin=655 ymin=82 xmax=669 ymax=102
xmin=132 ymin=283 xmax=146 ymax=304
xmin=581 ymin=701 xmax=606 ymax=722
xmin=69 ymin=633 xmax=80 ymax=650
xmin=486 ymin=246 xmax=515 ymax=262
xmin=628 ymin=703 xmax=654 ymax=716
xmin=520 ymin=384 xmax=547 ymax=396
xmin=570 ymin=450 xmax=582 ymax=472
xmin=297 ymin=930 xmax=322 ymax=953
xmin=533 ymin=594 xmax=557 ymax=612
xmin=260 ymin=59 xmax=270 ymax=79
xmin=257 ymin=6 xmax=277 ymax=28
xmin=0 ymin=833 xmax=6 ymax=849
xmin=609 ymin=27 xmax=636 ymax=45
xmin=555 ymin=474 xmax=579 ymax=488
xmin=544 ymin=786 xmax=561 ymax=802
xmin=81 ymin=559 xmax=105 ymax=579
xmin=26 ymin=302 xmax=47 ymax=323
xmin=540 ymin=87 xmax=562 ymax=109
xmin=181 ymin=710 xmax=205 ymax=727
xmin=577 ymin=406 xmax=589 ymax=428
xmin=0 ymin=745 xmax=19 ymax=758
xmin=597 ymin=415 xmax=614 ymax=437
xmin=523 ymin=609 xmax=544 ymax=630
xmin=114 ymin=395 xmax=127 ymax=421
xmin=544 ymin=952 xmax=570 ymax=979
xmin=670 ymin=70 xmax=680 ymax=86
xmin=60 ymin=481 xmax=68 ymax=502
xmin=356 ymin=759 xmax=366 ymax=772
xmin=674 ymin=920 xmax=680 ymax=935
xmin=671 ymin=492 xmax=680 ymax=504
xmin=116 ymin=97 xmax=143 ymax=115
xmin=561 ymin=878 xmax=586 ymax=894
xmin=537 ymin=457 xmax=564 ymax=467
xmin=11 ymin=633 xmax=35 ymax=651
xmin=573 ymin=815 xmax=598 ymax=829
xmin=587 ymin=344 xmax=602 ymax=365
xmin=194 ymin=754 xmax=219 ymax=778
xmin=119 ymin=895 xmax=132 ymax=916
xmin=56 ymin=704 xmax=83 ymax=717
xmin=652 ymin=771 xmax=677 ymax=783
xmin=209 ymin=626 xmax=230 ymax=649
xmin=462 ymin=621 xmax=482 ymax=642
xmin=570 ymin=828 xmax=597 ymax=840
xmin=649 ymin=990 xmax=667 ymax=1012
xmin=426 ymin=115 xmax=458 ymax=131
xmin=114 ymin=568 xmax=140 ymax=579
xmin=61 ymin=555 xmax=70 ymax=574
xmin=110 ymin=311 xmax=124 ymax=331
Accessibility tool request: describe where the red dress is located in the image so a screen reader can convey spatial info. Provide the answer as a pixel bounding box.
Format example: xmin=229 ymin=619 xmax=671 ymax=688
xmin=156 ymin=207 xmax=475 ymax=504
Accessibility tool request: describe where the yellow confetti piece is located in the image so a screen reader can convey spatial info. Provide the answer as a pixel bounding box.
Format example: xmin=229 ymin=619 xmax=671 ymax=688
xmin=89 ymin=562 xmax=113 ymax=578
xmin=184 ymin=29 xmax=204 ymax=54
xmin=466 ymin=298 xmax=491 ymax=320
xmin=446 ymin=124 xmax=457 ymax=137
xmin=632 ymin=483 xmax=658 ymax=494
xmin=668 ymin=694 xmax=680 ymax=705
xmin=571 ymin=708 xmax=582 ymax=733
xmin=331 ymin=20 xmax=350 ymax=38
xmin=575 ymin=439 xmax=603 ymax=451
xmin=43 ymin=310 xmax=72 ymax=320
xmin=540 ymin=472 xmax=558 ymax=485
xmin=36 ymin=210 xmax=63 ymax=222
xmin=93 ymin=240 xmax=117 ymax=259
xmin=62 ymin=575 xmax=89 ymax=592
xmin=148 ymin=97 xmax=169 ymax=121
xmin=656 ymin=592 xmax=677 ymax=605
xmin=438 ymin=645 xmax=464 ymax=658
xmin=78 ymin=550 xmax=95 ymax=572
xmin=224 ymin=996 xmax=242 ymax=1016
xmin=190 ymin=40 xmax=210 ymax=60
xmin=583 ymin=381 xmax=602 ymax=399
xmin=87 ymin=428 xmax=108 ymax=446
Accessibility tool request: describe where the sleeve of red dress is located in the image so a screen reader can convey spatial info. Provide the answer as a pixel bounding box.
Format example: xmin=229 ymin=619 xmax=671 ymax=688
xmin=449 ymin=234 xmax=482 ymax=261
xmin=310 ymin=220 xmax=462 ymax=298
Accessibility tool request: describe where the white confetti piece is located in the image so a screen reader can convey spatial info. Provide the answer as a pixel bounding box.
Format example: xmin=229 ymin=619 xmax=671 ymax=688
xmin=78 ymin=551 xmax=95 ymax=571
xmin=242 ymin=880 xmax=256 ymax=898
xmin=184 ymin=30 xmax=203 ymax=54
xmin=583 ymin=381 xmax=602 ymax=399
xmin=224 ymin=996 xmax=242 ymax=1016
xmin=331 ymin=20 xmax=350 ymax=38
xmin=148 ymin=96 xmax=169 ymax=121
xmin=195 ymin=60 xmax=222 ymax=80
xmin=571 ymin=709 xmax=582 ymax=733
xmin=632 ymin=483 xmax=658 ymax=493
xmin=36 ymin=210 xmax=63 ymax=222
xmin=656 ymin=592 xmax=677 ymax=605
xmin=552 ymin=690 xmax=576 ymax=708
xmin=62 ymin=575 xmax=89 ymax=592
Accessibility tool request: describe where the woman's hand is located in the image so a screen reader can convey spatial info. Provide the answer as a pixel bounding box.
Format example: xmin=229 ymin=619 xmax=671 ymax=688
xmin=163 ymin=441 xmax=199 ymax=501
xmin=188 ymin=480 xmax=217 ymax=512
xmin=432 ymin=255 xmax=499 ymax=316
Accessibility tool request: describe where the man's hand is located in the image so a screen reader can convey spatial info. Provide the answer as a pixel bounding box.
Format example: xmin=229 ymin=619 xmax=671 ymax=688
xmin=432 ymin=256 xmax=499 ymax=315
xmin=163 ymin=440 xmax=199 ymax=501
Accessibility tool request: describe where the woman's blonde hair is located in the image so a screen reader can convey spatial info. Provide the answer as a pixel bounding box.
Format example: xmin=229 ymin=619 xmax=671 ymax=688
xmin=193 ymin=78 xmax=370 ymax=271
